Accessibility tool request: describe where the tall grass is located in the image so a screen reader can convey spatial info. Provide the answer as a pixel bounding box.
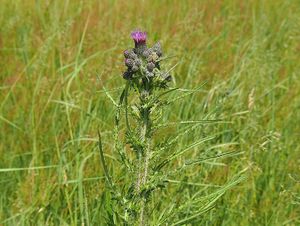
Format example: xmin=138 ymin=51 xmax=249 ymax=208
xmin=0 ymin=0 xmax=299 ymax=225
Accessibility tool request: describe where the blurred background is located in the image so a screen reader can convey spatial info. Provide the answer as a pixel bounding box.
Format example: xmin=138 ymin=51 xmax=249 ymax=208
xmin=0 ymin=0 xmax=299 ymax=225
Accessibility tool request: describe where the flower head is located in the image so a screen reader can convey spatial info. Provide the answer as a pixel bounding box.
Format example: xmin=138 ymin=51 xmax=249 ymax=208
xmin=122 ymin=30 xmax=170 ymax=82
xmin=131 ymin=30 xmax=147 ymax=44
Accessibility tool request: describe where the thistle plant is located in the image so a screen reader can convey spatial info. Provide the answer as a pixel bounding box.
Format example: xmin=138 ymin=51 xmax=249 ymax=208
xmin=121 ymin=30 xmax=170 ymax=224
xmin=99 ymin=30 xmax=245 ymax=225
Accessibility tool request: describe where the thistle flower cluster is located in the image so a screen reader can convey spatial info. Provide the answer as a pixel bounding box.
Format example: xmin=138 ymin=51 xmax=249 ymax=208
xmin=122 ymin=31 xmax=170 ymax=84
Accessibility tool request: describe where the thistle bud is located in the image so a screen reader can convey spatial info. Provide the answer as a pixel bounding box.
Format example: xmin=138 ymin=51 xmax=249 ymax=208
xmin=125 ymin=58 xmax=134 ymax=68
xmin=124 ymin=49 xmax=137 ymax=59
xmin=131 ymin=51 xmax=138 ymax=59
xmin=124 ymin=50 xmax=131 ymax=58
xmin=142 ymin=48 xmax=153 ymax=58
xmin=147 ymin=52 xmax=159 ymax=63
xmin=123 ymin=71 xmax=132 ymax=80
xmin=153 ymin=42 xmax=162 ymax=57
xmin=132 ymin=65 xmax=139 ymax=72
xmin=134 ymin=59 xmax=141 ymax=67
xmin=147 ymin=62 xmax=155 ymax=72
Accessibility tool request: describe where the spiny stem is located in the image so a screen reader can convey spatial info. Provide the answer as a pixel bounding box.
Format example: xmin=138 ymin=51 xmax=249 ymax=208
xmin=137 ymin=103 xmax=151 ymax=225
xmin=139 ymin=139 xmax=150 ymax=226
xmin=136 ymin=152 xmax=142 ymax=194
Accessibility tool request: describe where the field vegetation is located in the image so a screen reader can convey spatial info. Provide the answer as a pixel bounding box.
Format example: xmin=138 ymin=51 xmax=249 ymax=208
xmin=0 ymin=0 xmax=299 ymax=225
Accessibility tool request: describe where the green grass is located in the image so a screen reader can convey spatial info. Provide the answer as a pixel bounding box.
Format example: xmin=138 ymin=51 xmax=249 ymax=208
xmin=0 ymin=0 xmax=299 ymax=225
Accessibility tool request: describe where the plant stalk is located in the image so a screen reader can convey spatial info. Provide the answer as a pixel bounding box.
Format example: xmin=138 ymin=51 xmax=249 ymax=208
xmin=137 ymin=94 xmax=151 ymax=226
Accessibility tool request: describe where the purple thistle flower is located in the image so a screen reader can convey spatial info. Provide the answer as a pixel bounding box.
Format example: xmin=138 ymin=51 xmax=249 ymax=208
xmin=131 ymin=30 xmax=147 ymax=44
xmin=131 ymin=30 xmax=147 ymax=56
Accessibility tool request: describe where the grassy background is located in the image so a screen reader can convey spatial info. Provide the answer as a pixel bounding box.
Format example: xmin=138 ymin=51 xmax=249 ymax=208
xmin=0 ymin=0 xmax=299 ymax=225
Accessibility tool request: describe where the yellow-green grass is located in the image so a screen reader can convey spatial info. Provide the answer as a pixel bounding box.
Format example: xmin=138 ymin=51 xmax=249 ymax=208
xmin=0 ymin=0 xmax=299 ymax=225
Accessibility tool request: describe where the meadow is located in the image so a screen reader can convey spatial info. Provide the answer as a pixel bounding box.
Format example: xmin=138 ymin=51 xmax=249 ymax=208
xmin=0 ymin=0 xmax=300 ymax=225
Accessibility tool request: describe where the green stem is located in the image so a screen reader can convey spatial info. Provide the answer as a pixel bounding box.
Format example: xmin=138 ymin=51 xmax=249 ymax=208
xmin=137 ymin=98 xmax=151 ymax=226
xmin=139 ymin=137 xmax=150 ymax=226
